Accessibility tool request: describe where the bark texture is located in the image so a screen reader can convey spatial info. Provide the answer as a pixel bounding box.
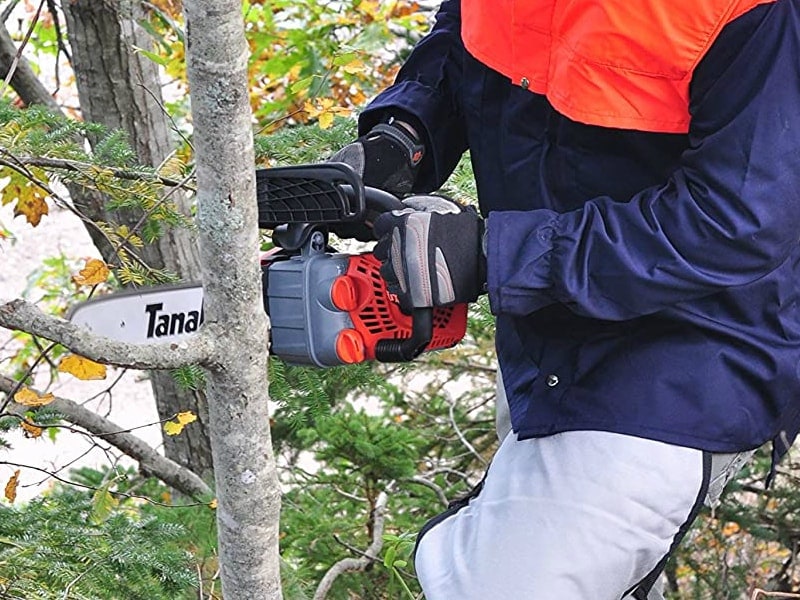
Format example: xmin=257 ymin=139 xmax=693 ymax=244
xmin=183 ymin=0 xmax=282 ymax=596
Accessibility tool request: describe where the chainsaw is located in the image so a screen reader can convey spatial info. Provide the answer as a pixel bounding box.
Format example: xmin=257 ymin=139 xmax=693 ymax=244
xmin=68 ymin=162 xmax=468 ymax=367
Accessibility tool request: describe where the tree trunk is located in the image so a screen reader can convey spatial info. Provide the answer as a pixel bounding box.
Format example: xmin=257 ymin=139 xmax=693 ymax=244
xmin=184 ymin=0 xmax=282 ymax=596
xmin=61 ymin=0 xmax=214 ymax=481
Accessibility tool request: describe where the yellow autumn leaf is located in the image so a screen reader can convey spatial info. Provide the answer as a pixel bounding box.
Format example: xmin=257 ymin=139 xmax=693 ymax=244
xmin=176 ymin=411 xmax=197 ymax=425
xmin=72 ymin=258 xmax=110 ymax=286
xmin=58 ymin=354 xmax=108 ymax=381
xmin=4 ymin=470 xmax=20 ymax=503
xmin=208 ymin=498 xmax=218 ymax=509
xmin=20 ymin=420 xmax=42 ymax=439
xmin=14 ymin=192 xmax=49 ymax=227
xmin=163 ymin=411 xmax=197 ymax=436
xmin=288 ymin=64 xmax=302 ymax=80
xmin=1 ymin=169 xmax=50 ymax=226
xmin=359 ymin=0 xmax=380 ymax=18
xmin=303 ymin=100 xmax=320 ymax=118
xmin=318 ymin=111 xmax=334 ymax=130
xmin=341 ymin=58 xmax=366 ymax=75
xmin=721 ymin=521 xmax=741 ymax=537
xmin=13 ymin=387 xmax=55 ymax=407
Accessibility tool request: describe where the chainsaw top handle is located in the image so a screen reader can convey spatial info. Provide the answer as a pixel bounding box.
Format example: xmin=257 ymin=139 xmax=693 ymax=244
xmin=256 ymin=161 xmax=433 ymax=364
xmin=256 ymin=161 xmax=407 ymax=228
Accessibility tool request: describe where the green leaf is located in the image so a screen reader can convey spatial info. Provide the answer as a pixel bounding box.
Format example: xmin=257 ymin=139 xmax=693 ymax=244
xmin=383 ymin=544 xmax=396 ymax=568
xmin=290 ymin=76 xmax=315 ymax=94
xmin=90 ymin=479 xmax=119 ymax=524
xmin=133 ymin=46 xmax=169 ymax=66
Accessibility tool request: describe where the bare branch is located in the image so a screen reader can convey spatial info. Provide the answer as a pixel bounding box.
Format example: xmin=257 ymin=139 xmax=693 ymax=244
xmin=0 ymin=297 xmax=214 ymax=370
xmin=313 ymin=491 xmax=390 ymax=600
xmin=1 ymin=1 xmax=22 ymax=24
xmin=1 ymin=154 xmax=196 ymax=190
xmin=448 ymin=400 xmax=488 ymax=467
xmin=406 ymin=475 xmax=449 ymax=508
xmin=0 ymin=0 xmax=44 ymax=99
xmin=0 ymin=373 xmax=212 ymax=499
xmin=0 ymin=16 xmax=60 ymax=112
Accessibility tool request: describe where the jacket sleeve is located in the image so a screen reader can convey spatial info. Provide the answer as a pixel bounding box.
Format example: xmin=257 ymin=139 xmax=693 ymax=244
xmin=357 ymin=0 xmax=468 ymax=191
xmin=487 ymin=2 xmax=800 ymax=320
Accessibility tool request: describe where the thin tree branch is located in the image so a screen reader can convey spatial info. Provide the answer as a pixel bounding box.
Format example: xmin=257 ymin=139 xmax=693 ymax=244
xmin=313 ymin=491 xmax=389 ymax=600
xmin=0 ymin=373 xmax=212 ymax=499
xmin=2 ymin=154 xmax=196 ymax=190
xmin=0 ymin=459 xmax=210 ymax=506
xmin=0 ymin=338 xmax=57 ymax=414
xmin=0 ymin=0 xmax=43 ymax=98
xmin=0 ymin=149 xmax=163 ymax=278
xmin=0 ymin=297 xmax=215 ymax=370
xmin=448 ymin=400 xmax=488 ymax=467
xmin=1 ymin=1 xmax=22 ymax=24
xmin=0 ymin=14 xmax=60 ymax=111
xmin=406 ymin=475 xmax=449 ymax=508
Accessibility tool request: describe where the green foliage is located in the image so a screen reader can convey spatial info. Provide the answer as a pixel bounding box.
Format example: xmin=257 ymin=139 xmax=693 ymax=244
xmin=312 ymin=405 xmax=422 ymax=484
xmin=255 ymin=116 xmax=357 ymax=165
xmin=0 ymin=99 xmax=192 ymax=274
xmin=269 ymin=357 xmax=390 ymax=434
xmin=243 ymin=0 xmax=429 ymax=127
xmin=382 ymin=532 xmax=418 ymax=600
xmin=0 ymin=482 xmax=196 ymax=599
xmin=128 ymin=0 xmax=429 ymax=132
xmin=169 ymin=364 xmax=206 ymax=392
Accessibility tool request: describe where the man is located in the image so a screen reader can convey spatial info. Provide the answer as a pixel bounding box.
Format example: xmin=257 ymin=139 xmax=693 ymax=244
xmin=332 ymin=1 xmax=800 ymax=597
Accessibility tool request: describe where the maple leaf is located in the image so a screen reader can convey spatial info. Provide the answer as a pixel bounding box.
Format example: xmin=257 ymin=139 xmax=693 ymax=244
xmin=58 ymin=354 xmax=108 ymax=381
xmin=1 ymin=170 xmax=50 ymax=227
xmin=14 ymin=193 xmax=49 ymax=226
xmin=13 ymin=387 xmax=55 ymax=407
xmin=72 ymin=258 xmax=110 ymax=286
xmin=163 ymin=410 xmax=197 ymax=436
xmin=20 ymin=419 xmax=43 ymax=438
xmin=4 ymin=470 xmax=20 ymax=503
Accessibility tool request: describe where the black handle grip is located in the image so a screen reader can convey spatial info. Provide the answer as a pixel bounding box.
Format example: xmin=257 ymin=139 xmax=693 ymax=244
xmin=363 ymin=186 xmax=404 ymax=214
xmin=374 ymin=308 xmax=433 ymax=363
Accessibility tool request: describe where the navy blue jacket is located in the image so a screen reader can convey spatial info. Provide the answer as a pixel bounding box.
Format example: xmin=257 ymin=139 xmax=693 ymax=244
xmin=360 ymin=0 xmax=800 ymax=464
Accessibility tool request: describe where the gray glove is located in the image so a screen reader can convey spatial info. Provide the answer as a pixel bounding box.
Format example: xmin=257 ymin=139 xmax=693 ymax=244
xmin=373 ymin=195 xmax=486 ymax=313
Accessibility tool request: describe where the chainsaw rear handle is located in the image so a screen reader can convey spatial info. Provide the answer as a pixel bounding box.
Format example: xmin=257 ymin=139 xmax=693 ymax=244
xmin=374 ymin=308 xmax=433 ymax=362
xmin=358 ymin=188 xmax=434 ymax=363
xmin=363 ymin=187 xmax=434 ymax=362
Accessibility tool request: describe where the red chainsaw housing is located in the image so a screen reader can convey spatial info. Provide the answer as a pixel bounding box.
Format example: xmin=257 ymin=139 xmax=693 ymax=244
xmin=330 ymin=253 xmax=468 ymax=363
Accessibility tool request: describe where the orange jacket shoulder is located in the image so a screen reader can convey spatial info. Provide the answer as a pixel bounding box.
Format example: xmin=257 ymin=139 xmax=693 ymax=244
xmin=462 ymin=0 xmax=776 ymax=132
